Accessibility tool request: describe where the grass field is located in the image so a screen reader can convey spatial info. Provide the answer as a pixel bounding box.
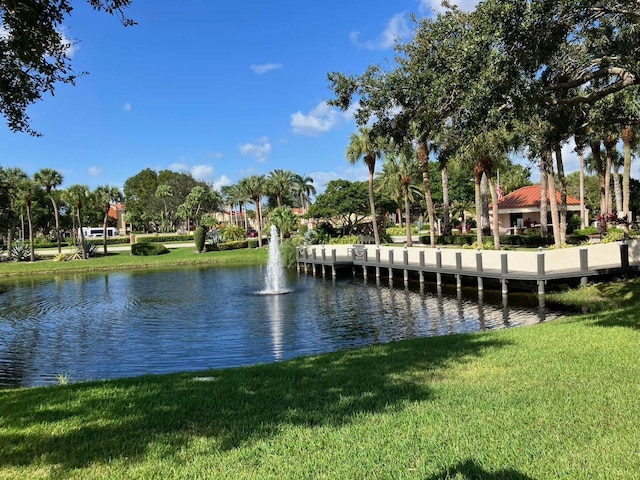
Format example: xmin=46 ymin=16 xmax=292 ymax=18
xmin=1 ymin=278 xmax=639 ymax=478
xmin=0 ymin=246 xmax=268 ymax=278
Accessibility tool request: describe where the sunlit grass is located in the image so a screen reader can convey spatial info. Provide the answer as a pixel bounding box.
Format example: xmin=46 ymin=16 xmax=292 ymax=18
xmin=0 ymin=246 xmax=268 ymax=278
xmin=1 ymin=293 xmax=639 ymax=478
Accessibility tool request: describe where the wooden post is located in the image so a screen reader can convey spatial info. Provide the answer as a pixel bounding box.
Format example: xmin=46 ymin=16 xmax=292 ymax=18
xmin=476 ymin=249 xmax=483 ymax=291
xmin=419 ymin=250 xmax=425 ymax=284
xmin=580 ymin=247 xmax=588 ymax=287
xmin=436 ymin=247 xmax=442 ymax=287
xmin=501 ymin=252 xmax=508 ymax=295
xmin=537 ymin=247 xmax=545 ymax=295
xmin=455 ymin=251 xmax=462 ymax=289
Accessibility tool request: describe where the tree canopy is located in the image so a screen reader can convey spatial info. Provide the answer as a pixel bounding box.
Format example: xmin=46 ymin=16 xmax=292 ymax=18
xmin=0 ymin=0 xmax=134 ymax=135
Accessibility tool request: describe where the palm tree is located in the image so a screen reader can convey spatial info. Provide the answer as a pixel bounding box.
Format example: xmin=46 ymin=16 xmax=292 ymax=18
xmin=270 ymin=205 xmax=297 ymax=240
xmin=64 ymin=185 xmax=91 ymax=259
xmin=621 ymin=125 xmax=636 ymax=223
xmin=1 ymin=167 xmax=28 ymax=250
xmin=292 ymin=174 xmax=316 ymax=214
xmin=451 ymin=200 xmax=475 ymax=234
xmin=155 ymin=184 xmax=174 ymax=232
xmin=34 ymin=168 xmax=63 ymax=254
xmin=239 ymin=175 xmax=266 ymax=247
xmin=266 ymin=169 xmax=295 ymax=208
xmin=94 ymin=185 xmax=123 ymax=255
xmin=15 ymin=178 xmax=38 ymax=262
xmin=346 ymin=127 xmax=387 ymax=245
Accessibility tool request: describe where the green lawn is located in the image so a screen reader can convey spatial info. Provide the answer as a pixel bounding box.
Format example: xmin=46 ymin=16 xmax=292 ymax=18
xmin=1 ymin=279 xmax=639 ymax=478
xmin=0 ymin=246 xmax=268 ymax=278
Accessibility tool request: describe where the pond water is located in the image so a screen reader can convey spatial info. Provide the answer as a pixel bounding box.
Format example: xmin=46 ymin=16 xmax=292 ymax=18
xmin=0 ymin=266 xmax=561 ymax=388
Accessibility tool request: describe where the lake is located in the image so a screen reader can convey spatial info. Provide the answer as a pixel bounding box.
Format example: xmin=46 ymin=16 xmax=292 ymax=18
xmin=0 ymin=266 xmax=561 ymax=388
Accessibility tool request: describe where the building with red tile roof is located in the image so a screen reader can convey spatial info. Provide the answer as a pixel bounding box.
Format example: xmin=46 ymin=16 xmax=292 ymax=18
xmin=489 ymin=184 xmax=585 ymax=234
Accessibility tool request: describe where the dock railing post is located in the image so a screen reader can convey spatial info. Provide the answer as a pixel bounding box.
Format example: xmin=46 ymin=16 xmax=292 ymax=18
xmin=332 ymin=249 xmax=337 ymax=277
xmin=455 ymin=251 xmax=462 ymax=288
xmin=476 ymin=249 xmax=483 ymax=291
xmin=621 ymin=240 xmax=629 ymax=277
xmin=501 ymin=252 xmax=508 ymax=295
xmin=322 ymin=245 xmax=326 ymax=261
xmin=388 ymin=250 xmax=394 ymax=279
xmin=537 ymin=247 xmax=545 ymax=295
xmin=579 ymin=247 xmax=588 ymax=286
xmin=363 ymin=247 xmax=368 ymax=279
xmin=436 ymin=247 xmax=442 ymax=287
xmin=403 ymin=246 xmax=409 ymax=283
xmin=419 ymin=250 xmax=425 ymax=283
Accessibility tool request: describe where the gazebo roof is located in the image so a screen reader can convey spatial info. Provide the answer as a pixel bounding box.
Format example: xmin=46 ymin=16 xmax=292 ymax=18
xmin=491 ymin=185 xmax=580 ymax=209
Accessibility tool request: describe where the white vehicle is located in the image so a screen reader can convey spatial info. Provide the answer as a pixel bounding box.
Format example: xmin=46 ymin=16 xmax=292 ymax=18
xmin=80 ymin=227 xmax=120 ymax=238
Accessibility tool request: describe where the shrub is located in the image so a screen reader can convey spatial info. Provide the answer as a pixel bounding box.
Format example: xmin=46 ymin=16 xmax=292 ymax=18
xmin=387 ymin=226 xmax=418 ymax=236
xmin=131 ymin=243 xmax=169 ymax=256
xmin=194 ymin=226 xmax=206 ymax=253
xmin=10 ymin=242 xmax=31 ymax=261
xmin=574 ymin=226 xmax=598 ymax=236
xmin=248 ymin=239 xmax=259 ymax=249
xmin=280 ymin=239 xmax=298 ymax=268
xmin=217 ymin=240 xmax=249 ymax=251
xmin=220 ymin=225 xmax=246 ymax=242
xmin=601 ymin=228 xmax=625 ymax=243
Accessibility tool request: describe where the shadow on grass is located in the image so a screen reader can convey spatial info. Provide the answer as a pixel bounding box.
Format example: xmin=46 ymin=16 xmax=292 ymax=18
xmin=0 ymin=334 xmax=511 ymax=470
xmin=425 ymin=459 xmax=535 ymax=480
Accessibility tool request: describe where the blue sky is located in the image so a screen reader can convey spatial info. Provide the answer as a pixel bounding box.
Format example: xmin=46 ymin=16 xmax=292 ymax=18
xmin=3 ymin=0 xmax=604 ymax=196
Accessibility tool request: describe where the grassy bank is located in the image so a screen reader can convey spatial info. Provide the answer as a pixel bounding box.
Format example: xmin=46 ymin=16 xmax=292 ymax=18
xmin=1 ymin=280 xmax=639 ymax=478
xmin=0 ymin=246 xmax=268 ymax=278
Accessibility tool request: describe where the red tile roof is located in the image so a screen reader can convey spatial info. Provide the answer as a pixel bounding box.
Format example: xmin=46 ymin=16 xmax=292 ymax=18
xmin=491 ymin=185 xmax=580 ymax=209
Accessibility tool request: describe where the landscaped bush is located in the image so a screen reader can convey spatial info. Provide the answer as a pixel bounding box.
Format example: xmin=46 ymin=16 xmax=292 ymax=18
xmin=280 ymin=239 xmax=298 ymax=268
xmin=328 ymin=235 xmax=358 ymax=244
xmin=217 ymin=240 xmax=249 ymax=251
xmin=422 ymin=234 xmax=555 ymax=248
xmin=248 ymin=239 xmax=259 ymax=249
xmin=131 ymin=243 xmax=169 ymax=256
xmin=574 ymin=226 xmax=598 ymax=236
xmin=387 ymin=226 xmax=418 ymax=236
xmin=220 ymin=225 xmax=246 ymax=242
xmin=601 ymin=228 xmax=625 ymax=243
xmin=194 ymin=226 xmax=206 ymax=253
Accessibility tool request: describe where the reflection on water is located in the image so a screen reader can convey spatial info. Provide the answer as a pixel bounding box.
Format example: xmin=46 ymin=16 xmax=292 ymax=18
xmin=0 ymin=266 xmax=563 ymax=388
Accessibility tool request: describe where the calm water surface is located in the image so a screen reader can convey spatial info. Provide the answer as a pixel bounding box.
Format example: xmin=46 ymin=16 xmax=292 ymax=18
xmin=0 ymin=266 xmax=560 ymax=388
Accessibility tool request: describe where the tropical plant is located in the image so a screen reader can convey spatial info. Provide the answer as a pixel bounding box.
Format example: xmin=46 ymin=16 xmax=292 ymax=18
xmin=238 ymin=175 xmax=266 ymax=247
xmin=266 ymin=169 xmax=295 ymax=208
xmin=346 ymin=127 xmax=389 ymax=246
xmin=270 ymin=206 xmax=297 ymax=240
xmin=194 ymin=226 xmax=206 ymax=253
xmin=15 ymin=178 xmax=38 ymax=262
xmin=94 ymin=185 xmax=123 ymax=255
xmin=10 ymin=241 xmax=31 ymax=261
xmin=34 ymin=168 xmax=63 ymax=254
xmin=63 ymin=185 xmax=91 ymax=260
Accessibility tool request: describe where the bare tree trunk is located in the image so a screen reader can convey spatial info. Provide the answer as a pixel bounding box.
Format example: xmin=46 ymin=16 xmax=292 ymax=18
xmin=554 ymin=144 xmax=567 ymax=244
xmin=27 ymin=204 xmax=35 ymax=262
xmin=487 ymin=176 xmax=501 ymax=250
xmin=442 ymin=165 xmax=450 ymax=235
xmin=545 ymin=150 xmax=561 ymax=248
xmin=418 ymin=141 xmax=436 ymax=247
xmin=404 ymin=188 xmax=412 ymax=247
xmin=604 ymin=135 xmax=617 ymax=216
xmin=481 ymin=173 xmax=490 ymax=237
xmin=540 ymin=161 xmax=548 ymax=238
xmin=367 ymin=163 xmax=380 ymax=246
xmin=579 ymin=148 xmax=585 ymax=229
xmin=590 ymin=139 xmax=606 ymax=216
xmin=613 ymin=164 xmax=622 ymax=214
xmin=622 ymin=125 xmax=634 ymax=229
xmin=474 ymin=170 xmax=483 ymax=246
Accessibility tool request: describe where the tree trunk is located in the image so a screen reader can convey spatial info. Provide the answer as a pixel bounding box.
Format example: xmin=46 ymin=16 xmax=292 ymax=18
xmin=50 ymin=195 xmax=62 ymax=254
xmin=481 ymin=173 xmax=490 ymax=237
xmin=442 ymin=165 xmax=450 ymax=235
xmin=579 ymin=148 xmax=585 ymax=229
xmin=603 ymin=135 xmax=617 ymax=216
xmin=613 ymin=163 xmax=622 ymax=214
xmin=77 ymin=206 xmax=87 ymax=260
xmin=27 ymin=203 xmax=35 ymax=262
xmin=102 ymin=209 xmax=110 ymax=255
xmin=554 ymin=144 xmax=567 ymax=244
xmin=404 ymin=188 xmax=412 ymax=247
xmin=545 ymin=150 xmax=562 ymax=248
xmin=367 ymin=163 xmax=380 ymax=246
xmin=417 ymin=141 xmax=436 ymax=247
xmin=590 ymin=139 xmax=606 ymax=216
xmin=473 ymin=165 xmax=483 ymax=246
xmin=487 ymin=176 xmax=501 ymax=250
xmin=540 ymin=160 xmax=548 ymax=238
xmin=621 ymin=125 xmax=634 ymax=225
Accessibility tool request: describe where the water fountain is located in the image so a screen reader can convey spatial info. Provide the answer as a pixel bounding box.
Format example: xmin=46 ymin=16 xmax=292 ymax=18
xmin=260 ymin=224 xmax=290 ymax=294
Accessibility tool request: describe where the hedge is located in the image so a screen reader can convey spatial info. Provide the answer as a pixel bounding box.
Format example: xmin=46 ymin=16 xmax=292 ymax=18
xmin=420 ymin=234 xmax=556 ymax=248
xmin=131 ymin=243 xmax=170 ymax=256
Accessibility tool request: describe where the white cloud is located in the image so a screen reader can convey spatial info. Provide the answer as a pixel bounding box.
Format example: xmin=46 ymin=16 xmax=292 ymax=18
xmin=213 ymin=174 xmax=232 ymax=191
xmin=88 ymin=166 xmax=102 ymax=177
xmin=191 ymin=164 xmax=216 ymax=183
xmin=250 ymin=63 xmax=283 ymax=75
xmin=291 ymin=101 xmax=355 ymax=136
xmin=419 ymin=0 xmax=480 ymax=15
xmin=240 ymin=137 xmax=272 ymax=163
xmin=350 ymin=12 xmax=412 ymax=50
xmin=123 ymin=102 xmax=132 ymax=112
xmin=168 ymin=162 xmax=189 ymax=172
xmin=309 ymin=166 xmax=371 ymax=195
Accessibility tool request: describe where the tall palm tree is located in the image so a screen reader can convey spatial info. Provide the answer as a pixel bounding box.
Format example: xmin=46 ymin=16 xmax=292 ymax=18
xmin=15 ymin=177 xmax=38 ymax=262
xmin=1 ymin=167 xmax=28 ymax=250
xmin=376 ymin=156 xmax=404 ymax=228
xmin=239 ymin=175 xmax=266 ymax=246
xmin=292 ymin=174 xmax=316 ymax=214
xmin=266 ymin=169 xmax=295 ymax=208
xmin=346 ymin=127 xmax=387 ymax=245
xmin=155 ymin=184 xmax=174 ymax=232
xmin=34 ymin=168 xmax=63 ymax=254
xmin=64 ymin=185 xmax=91 ymax=259
xmin=94 ymin=185 xmax=123 ymax=255
xmin=621 ymin=125 xmax=636 ymax=223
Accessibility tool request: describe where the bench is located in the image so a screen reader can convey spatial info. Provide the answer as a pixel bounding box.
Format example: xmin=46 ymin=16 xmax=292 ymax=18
xmin=347 ymin=244 xmax=366 ymax=257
